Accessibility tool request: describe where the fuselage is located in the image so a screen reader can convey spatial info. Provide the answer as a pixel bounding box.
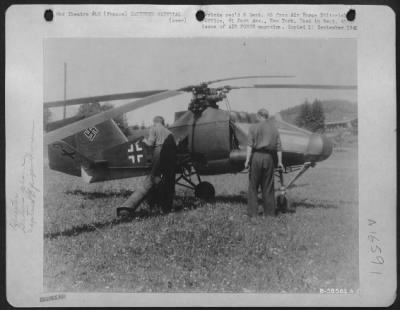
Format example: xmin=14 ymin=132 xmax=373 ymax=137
xmin=47 ymin=107 xmax=333 ymax=182
xmin=168 ymin=108 xmax=332 ymax=175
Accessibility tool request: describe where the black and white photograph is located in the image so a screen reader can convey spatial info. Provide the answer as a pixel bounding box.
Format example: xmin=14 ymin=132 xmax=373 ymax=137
xmin=43 ymin=38 xmax=359 ymax=293
xmin=5 ymin=4 xmax=396 ymax=307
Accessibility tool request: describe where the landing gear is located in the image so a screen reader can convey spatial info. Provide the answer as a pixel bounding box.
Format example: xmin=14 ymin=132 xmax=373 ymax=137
xmin=275 ymin=162 xmax=314 ymax=214
xmin=175 ymin=156 xmax=215 ymax=201
xmin=275 ymin=169 xmax=292 ymax=214
xmin=194 ymin=181 xmax=215 ymax=201
xmin=276 ymin=192 xmax=292 ymax=214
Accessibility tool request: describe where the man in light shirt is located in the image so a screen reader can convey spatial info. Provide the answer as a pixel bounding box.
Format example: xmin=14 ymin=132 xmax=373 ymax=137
xmin=143 ymin=116 xmax=177 ymax=213
xmin=245 ymin=109 xmax=284 ymax=217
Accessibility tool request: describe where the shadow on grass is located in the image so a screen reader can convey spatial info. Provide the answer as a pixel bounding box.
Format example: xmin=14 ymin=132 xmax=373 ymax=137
xmin=65 ymin=189 xmax=133 ymax=199
xmin=292 ymin=200 xmax=339 ymax=209
xmin=65 ymin=189 xmax=342 ymax=211
xmin=47 ymin=194 xmax=338 ymax=240
xmin=45 ymin=196 xmax=203 ymax=240
xmin=214 ymin=195 xmax=340 ymax=211
xmin=44 ymin=209 xmax=152 ymax=240
xmin=67 ymin=188 xmax=307 ymax=201
xmin=213 ymin=195 xmax=247 ymax=204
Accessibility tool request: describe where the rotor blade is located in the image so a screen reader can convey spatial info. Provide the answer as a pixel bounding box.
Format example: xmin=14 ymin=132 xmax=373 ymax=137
xmin=205 ymin=75 xmax=295 ymax=86
xmin=44 ymin=90 xmax=168 ymax=108
xmin=44 ymin=90 xmax=182 ymax=145
xmin=251 ymin=84 xmax=357 ymax=90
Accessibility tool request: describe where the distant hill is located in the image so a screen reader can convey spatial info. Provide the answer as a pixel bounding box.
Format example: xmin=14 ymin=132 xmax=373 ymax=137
xmin=279 ymin=100 xmax=357 ymax=125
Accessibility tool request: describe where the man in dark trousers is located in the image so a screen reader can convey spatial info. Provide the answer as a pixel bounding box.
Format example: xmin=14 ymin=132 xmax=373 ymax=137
xmin=244 ymin=109 xmax=284 ymax=217
xmin=117 ymin=116 xmax=176 ymax=218
xmin=143 ymin=116 xmax=177 ymax=213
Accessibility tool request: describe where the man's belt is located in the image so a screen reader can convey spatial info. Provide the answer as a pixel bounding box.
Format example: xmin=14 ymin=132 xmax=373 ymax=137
xmin=253 ymin=148 xmax=276 ymax=154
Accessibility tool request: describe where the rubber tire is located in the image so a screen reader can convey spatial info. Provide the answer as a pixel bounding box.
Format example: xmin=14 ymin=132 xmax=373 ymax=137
xmin=194 ymin=182 xmax=215 ymax=201
xmin=276 ymin=193 xmax=290 ymax=214
xmin=117 ymin=207 xmax=133 ymax=218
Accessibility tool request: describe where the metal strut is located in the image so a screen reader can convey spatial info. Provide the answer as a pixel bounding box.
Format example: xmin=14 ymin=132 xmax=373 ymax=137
xmin=175 ymin=156 xmax=202 ymax=190
xmin=277 ymin=162 xmax=314 ymax=194
xmin=274 ymin=162 xmax=315 ymax=214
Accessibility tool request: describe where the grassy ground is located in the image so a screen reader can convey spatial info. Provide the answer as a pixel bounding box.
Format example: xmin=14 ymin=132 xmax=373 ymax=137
xmin=44 ymin=146 xmax=358 ymax=293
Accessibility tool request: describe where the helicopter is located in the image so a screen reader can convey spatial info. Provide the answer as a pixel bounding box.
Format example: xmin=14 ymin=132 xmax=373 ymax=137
xmin=44 ymin=75 xmax=357 ymax=214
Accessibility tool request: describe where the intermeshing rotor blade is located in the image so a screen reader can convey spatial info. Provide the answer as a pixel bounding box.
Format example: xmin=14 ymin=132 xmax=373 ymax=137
xmin=205 ymin=75 xmax=295 ymax=86
xmin=251 ymin=84 xmax=357 ymax=90
xmin=44 ymin=90 xmax=182 ymax=145
xmin=44 ymin=90 xmax=168 ymax=108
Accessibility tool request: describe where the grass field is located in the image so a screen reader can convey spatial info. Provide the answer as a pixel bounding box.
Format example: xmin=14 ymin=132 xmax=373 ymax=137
xmin=44 ymin=146 xmax=358 ymax=293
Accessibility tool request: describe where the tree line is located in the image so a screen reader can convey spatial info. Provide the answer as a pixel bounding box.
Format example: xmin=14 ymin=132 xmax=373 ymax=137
xmin=76 ymin=102 xmax=130 ymax=134
xmin=295 ymin=99 xmax=325 ymax=132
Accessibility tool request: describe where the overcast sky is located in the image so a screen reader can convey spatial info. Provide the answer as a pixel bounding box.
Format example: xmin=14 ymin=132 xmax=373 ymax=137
xmin=44 ymin=38 xmax=357 ymax=125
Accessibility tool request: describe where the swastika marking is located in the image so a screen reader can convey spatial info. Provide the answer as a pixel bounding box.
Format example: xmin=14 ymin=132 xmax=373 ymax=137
xmin=84 ymin=127 xmax=99 ymax=141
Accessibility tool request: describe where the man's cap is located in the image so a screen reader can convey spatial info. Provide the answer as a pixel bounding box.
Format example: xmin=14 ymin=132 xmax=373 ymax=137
xmin=153 ymin=116 xmax=165 ymax=125
xmin=257 ymin=109 xmax=269 ymax=118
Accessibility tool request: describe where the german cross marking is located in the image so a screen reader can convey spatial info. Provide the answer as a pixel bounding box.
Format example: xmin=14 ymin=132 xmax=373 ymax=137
xmin=128 ymin=141 xmax=143 ymax=164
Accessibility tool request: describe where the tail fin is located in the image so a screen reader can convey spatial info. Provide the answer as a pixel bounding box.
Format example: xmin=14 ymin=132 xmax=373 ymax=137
xmin=48 ymin=140 xmax=94 ymax=176
xmin=74 ymin=119 xmax=128 ymax=160
xmin=47 ymin=118 xmax=128 ymax=176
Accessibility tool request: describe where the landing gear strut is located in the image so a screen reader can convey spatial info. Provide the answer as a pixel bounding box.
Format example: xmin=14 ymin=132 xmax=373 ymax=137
xmin=276 ymin=162 xmax=314 ymax=214
xmin=175 ymin=157 xmax=215 ymax=201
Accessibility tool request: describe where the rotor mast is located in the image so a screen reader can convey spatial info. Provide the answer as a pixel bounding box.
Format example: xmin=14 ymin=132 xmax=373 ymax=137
xmin=188 ymin=83 xmax=227 ymax=114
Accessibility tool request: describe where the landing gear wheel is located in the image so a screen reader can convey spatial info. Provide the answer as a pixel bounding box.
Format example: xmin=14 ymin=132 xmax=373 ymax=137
xmin=117 ymin=207 xmax=134 ymax=219
xmin=194 ymin=182 xmax=215 ymax=201
xmin=276 ymin=193 xmax=294 ymax=214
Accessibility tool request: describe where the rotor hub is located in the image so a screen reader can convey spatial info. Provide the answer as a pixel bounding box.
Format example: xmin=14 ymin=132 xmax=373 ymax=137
xmin=188 ymin=84 xmax=227 ymax=114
